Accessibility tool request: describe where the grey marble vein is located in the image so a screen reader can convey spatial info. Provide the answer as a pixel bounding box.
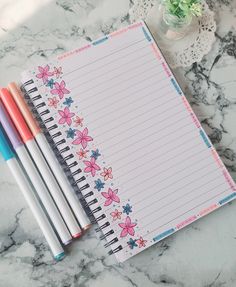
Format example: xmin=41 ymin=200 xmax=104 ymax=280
xmin=0 ymin=0 xmax=236 ymax=286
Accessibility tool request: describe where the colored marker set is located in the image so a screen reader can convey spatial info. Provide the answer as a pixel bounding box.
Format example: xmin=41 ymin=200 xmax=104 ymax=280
xmin=0 ymin=84 xmax=91 ymax=261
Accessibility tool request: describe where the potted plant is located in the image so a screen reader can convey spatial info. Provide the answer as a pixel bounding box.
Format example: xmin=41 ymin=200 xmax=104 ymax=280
xmin=159 ymin=0 xmax=202 ymax=40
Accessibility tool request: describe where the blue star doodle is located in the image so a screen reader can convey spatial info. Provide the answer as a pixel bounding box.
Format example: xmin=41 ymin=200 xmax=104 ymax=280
xmin=46 ymin=79 xmax=55 ymax=89
xmin=94 ymin=179 xmax=105 ymax=191
xmin=66 ymin=128 xmax=76 ymax=139
xmin=123 ymin=203 xmax=132 ymax=215
xmin=127 ymin=238 xmax=137 ymax=249
xmin=91 ymin=149 xmax=101 ymax=160
xmin=63 ymin=97 xmax=74 ymax=107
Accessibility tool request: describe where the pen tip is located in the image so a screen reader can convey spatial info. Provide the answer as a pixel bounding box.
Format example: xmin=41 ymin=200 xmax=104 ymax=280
xmin=83 ymin=224 xmax=92 ymax=231
xmin=63 ymin=239 xmax=73 ymax=245
xmin=54 ymin=252 xmax=65 ymax=261
xmin=73 ymin=232 xmax=83 ymax=239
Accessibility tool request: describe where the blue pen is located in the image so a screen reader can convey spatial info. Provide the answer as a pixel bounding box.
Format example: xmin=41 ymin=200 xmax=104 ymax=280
xmin=0 ymin=125 xmax=65 ymax=261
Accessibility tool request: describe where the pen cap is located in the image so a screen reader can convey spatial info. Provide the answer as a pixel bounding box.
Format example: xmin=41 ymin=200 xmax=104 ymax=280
xmin=0 ymin=101 xmax=23 ymax=149
xmin=8 ymin=83 xmax=41 ymax=137
xmin=0 ymin=88 xmax=33 ymax=143
xmin=0 ymin=125 xmax=15 ymax=161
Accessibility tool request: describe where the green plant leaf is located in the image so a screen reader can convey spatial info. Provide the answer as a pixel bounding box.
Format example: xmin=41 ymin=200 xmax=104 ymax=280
xmin=163 ymin=0 xmax=202 ymax=18
xmin=190 ymin=3 xmax=202 ymax=16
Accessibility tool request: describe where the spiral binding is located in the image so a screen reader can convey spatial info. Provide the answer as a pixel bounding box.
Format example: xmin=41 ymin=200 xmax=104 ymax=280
xmin=21 ymin=78 xmax=123 ymax=256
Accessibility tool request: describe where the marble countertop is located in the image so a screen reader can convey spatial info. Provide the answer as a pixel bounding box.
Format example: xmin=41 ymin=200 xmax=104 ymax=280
xmin=0 ymin=0 xmax=236 ymax=286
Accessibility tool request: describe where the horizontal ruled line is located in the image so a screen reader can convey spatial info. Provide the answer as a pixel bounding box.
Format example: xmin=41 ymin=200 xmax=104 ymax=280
xmin=71 ymin=60 xmax=163 ymax=101
xmin=104 ymin=149 xmax=215 ymax=211
xmin=141 ymin=186 xmax=229 ymax=233
xmin=64 ymin=38 xmax=147 ymax=76
xmin=95 ymin=98 xmax=183 ymax=144
xmin=84 ymin=85 xmax=173 ymax=121
xmin=83 ymin=72 xmax=171 ymax=115
xmin=112 ymin=119 xmax=194 ymax=171
xmin=67 ymin=48 xmax=153 ymax=87
xmin=137 ymin=173 xmax=224 ymax=218
xmin=91 ymin=91 xmax=178 ymax=138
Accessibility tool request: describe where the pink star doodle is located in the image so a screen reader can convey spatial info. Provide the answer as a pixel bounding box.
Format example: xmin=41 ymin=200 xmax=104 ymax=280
xmin=110 ymin=209 xmax=122 ymax=221
xmin=36 ymin=65 xmax=54 ymax=84
xmin=53 ymin=66 xmax=63 ymax=78
xmin=72 ymin=127 xmax=93 ymax=149
xmin=58 ymin=107 xmax=75 ymax=126
xmin=100 ymin=167 xmax=113 ymax=181
xmin=76 ymin=148 xmax=89 ymax=160
xmin=118 ymin=216 xmax=137 ymax=238
xmin=50 ymin=80 xmax=70 ymax=99
xmin=83 ymin=157 xmax=100 ymax=177
xmin=48 ymin=97 xmax=59 ymax=108
xmin=74 ymin=116 xmax=84 ymax=127
xmin=136 ymin=237 xmax=147 ymax=248
xmin=101 ymin=188 xmax=120 ymax=206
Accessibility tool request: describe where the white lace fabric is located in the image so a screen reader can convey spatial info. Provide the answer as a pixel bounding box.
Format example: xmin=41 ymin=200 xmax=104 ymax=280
xmin=129 ymin=0 xmax=216 ymax=68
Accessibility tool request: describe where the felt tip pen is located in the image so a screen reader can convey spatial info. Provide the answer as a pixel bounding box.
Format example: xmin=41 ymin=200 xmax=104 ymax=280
xmin=0 ymin=125 xmax=65 ymax=261
xmin=0 ymin=88 xmax=82 ymax=238
xmin=0 ymin=100 xmax=72 ymax=244
xmin=8 ymin=82 xmax=91 ymax=230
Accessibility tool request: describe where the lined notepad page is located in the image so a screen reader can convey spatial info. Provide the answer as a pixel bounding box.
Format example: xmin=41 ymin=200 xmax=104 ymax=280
xmin=23 ymin=21 xmax=236 ymax=262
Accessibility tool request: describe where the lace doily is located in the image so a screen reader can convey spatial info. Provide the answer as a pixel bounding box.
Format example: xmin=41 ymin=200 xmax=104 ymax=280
xmin=129 ymin=0 xmax=216 ymax=68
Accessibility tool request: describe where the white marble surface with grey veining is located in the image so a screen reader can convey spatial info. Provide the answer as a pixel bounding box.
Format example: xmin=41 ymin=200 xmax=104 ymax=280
xmin=0 ymin=0 xmax=236 ymax=286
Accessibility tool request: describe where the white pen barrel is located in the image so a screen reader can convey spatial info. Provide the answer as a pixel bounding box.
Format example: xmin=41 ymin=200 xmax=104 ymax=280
xmin=35 ymin=133 xmax=90 ymax=229
xmin=7 ymin=158 xmax=64 ymax=259
xmin=16 ymin=145 xmax=72 ymax=244
xmin=25 ymin=138 xmax=82 ymax=237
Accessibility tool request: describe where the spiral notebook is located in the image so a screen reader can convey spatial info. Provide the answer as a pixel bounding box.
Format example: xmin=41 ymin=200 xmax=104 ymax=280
xmin=20 ymin=21 xmax=236 ymax=262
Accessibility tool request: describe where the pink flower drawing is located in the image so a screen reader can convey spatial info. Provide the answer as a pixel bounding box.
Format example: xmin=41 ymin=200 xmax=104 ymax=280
xmin=74 ymin=116 xmax=84 ymax=127
xmin=136 ymin=237 xmax=147 ymax=248
xmin=118 ymin=216 xmax=137 ymax=237
xmin=58 ymin=107 xmax=75 ymax=126
xmin=76 ymin=148 xmax=89 ymax=160
xmin=100 ymin=167 xmax=113 ymax=181
xmin=83 ymin=157 xmax=100 ymax=177
xmin=72 ymin=127 xmax=93 ymax=149
xmin=101 ymin=188 xmax=120 ymax=206
xmin=50 ymin=80 xmax=70 ymax=99
xmin=110 ymin=209 xmax=122 ymax=221
xmin=36 ymin=65 xmax=53 ymax=84
xmin=48 ymin=97 xmax=59 ymax=108
xmin=53 ymin=66 xmax=63 ymax=78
